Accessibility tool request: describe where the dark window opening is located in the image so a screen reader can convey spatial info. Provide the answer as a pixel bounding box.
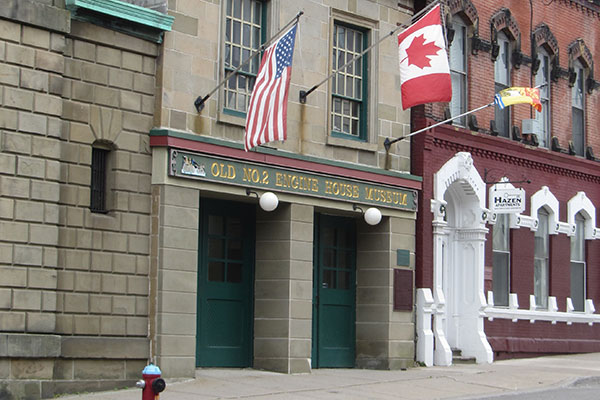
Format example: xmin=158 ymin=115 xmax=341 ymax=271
xmin=90 ymin=147 xmax=109 ymax=213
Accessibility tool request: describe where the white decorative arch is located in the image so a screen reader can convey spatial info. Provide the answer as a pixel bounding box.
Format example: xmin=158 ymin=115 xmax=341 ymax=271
xmin=433 ymin=152 xmax=486 ymax=208
xmin=568 ymin=192 xmax=596 ymax=240
xmin=530 ymin=186 xmax=563 ymax=234
xmin=419 ymin=152 xmax=492 ymax=367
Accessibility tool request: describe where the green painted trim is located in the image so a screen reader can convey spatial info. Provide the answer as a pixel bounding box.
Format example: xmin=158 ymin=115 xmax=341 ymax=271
xmin=65 ymin=0 xmax=174 ymax=31
xmin=150 ymin=128 xmax=422 ymax=182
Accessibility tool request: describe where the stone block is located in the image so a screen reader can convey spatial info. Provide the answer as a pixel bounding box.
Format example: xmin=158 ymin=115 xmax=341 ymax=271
xmin=14 ymin=244 xmax=43 ymax=266
xmin=0 ymin=176 xmax=30 ymax=199
xmin=6 ymin=43 xmax=35 ymax=67
xmin=74 ymin=272 xmax=101 ymax=293
xmin=112 ymin=253 xmax=136 ymax=274
xmin=55 ymin=314 xmax=73 ymax=334
xmin=61 ymin=337 xmax=149 ymax=359
xmin=41 ymin=291 xmax=57 ymax=311
xmin=113 ymin=296 xmax=136 ymax=315
xmin=101 ymin=274 xmax=127 ymax=294
xmin=0 ymin=289 xmax=12 ymax=309
xmin=35 ymin=49 xmax=64 ymax=73
xmin=94 ymin=86 xmax=119 ymax=106
xmin=0 ymin=0 xmax=70 ymax=33
xmin=13 ymin=289 xmax=43 ymax=311
xmin=97 ymin=46 xmax=121 ymax=67
xmin=64 ymin=249 xmax=91 ymax=270
xmin=64 ymin=58 xmax=83 ymax=79
xmin=31 ymin=180 xmax=59 ymax=202
xmin=63 ymin=293 xmax=88 ymax=313
xmin=26 ymin=312 xmax=56 ymax=332
xmin=0 ymin=311 xmax=26 ymax=331
xmin=4 ymin=87 xmax=34 ymax=110
xmin=109 ymin=68 xmax=134 ymax=90
xmin=17 ymin=156 xmax=45 ymax=179
xmin=141 ymin=94 xmax=154 ymax=114
xmin=91 ymin=252 xmax=112 ymax=272
xmin=89 ymin=295 xmax=112 ymax=314
xmin=142 ymin=56 xmax=156 ymax=75
xmin=170 ymin=11 xmax=198 ymax=36
xmin=134 ymin=74 xmax=155 ymax=95
xmin=12 ymin=359 xmax=54 ymax=379
xmin=0 ymin=198 xmax=14 ymax=220
xmin=126 ymin=316 xmax=148 ymax=336
xmin=0 ymin=108 xmax=18 ymax=129
xmin=0 ymin=63 xmax=19 ymax=86
xmin=20 ymin=68 xmax=49 ymax=92
xmin=33 ymin=138 xmax=61 ymax=162
xmin=0 ymin=243 xmax=13 ymax=264
xmin=50 ymin=32 xmax=66 ymax=53
xmin=73 ymin=315 xmax=100 ymax=335
xmin=18 ymin=111 xmax=47 ymax=134
xmin=158 ymin=291 xmax=196 ymax=314
xmin=52 ymin=359 xmax=73 ymax=380
xmin=156 ymin=334 xmax=196 ymax=357
xmin=34 ymin=93 xmax=62 ymax=116
xmin=62 ymin=100 xmax=90 ymax=123
xmin=122 ymin=52 xmax=143 ymax=71
xmin=0 ymin=19 xmax=20 ymax=42
xmin=81 ymin=62 xmax=109 ymax=85
xmin=120 ymin=91 xmax=142 ymax=112
xmin=100 ymin=316 xmax=127 ymax=336
xmin=27 ymin=267 xmax=58 ymax=289
xmin=30 ymin=225 xmax=59 ymax=246
xmin=0 ymin=153 xmax=16 ymax=175
xmin=127 ymin=276 xmax=148 ymax=296
xmin=72 ymin=81 xmax=95 ymax=103
xmin=0 ymin=266 xmax=27 ymax=287
xmin=73 ymin=40 xmax=95 ymax=62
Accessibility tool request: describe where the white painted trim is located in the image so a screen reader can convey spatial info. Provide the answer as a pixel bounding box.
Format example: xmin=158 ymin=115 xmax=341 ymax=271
xmin=530 ymin=186 xmax=563 ymax=234
xmin=568 ymin=192 xmax=597 ymax=240
xmin=485 ymin=292 xmax=600 ymax=326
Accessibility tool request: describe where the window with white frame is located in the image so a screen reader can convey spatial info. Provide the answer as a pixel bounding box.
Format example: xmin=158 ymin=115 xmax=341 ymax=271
xmin=534 ymin=48 xmax=551 ymax=148
xmin=223 ymin=0 xmax=264 ymax=115
xmin=534 ymin=208 xmax=550 ymax=309
xmin=449 ymin=17 xmax=467 ymax=126
xmin=570 ymin=213 xmax=586 ymax=311
xmin=492 ymin=213 xmax=510 ymax=306
xmin=494 ymin=32 xmax=510 ymax=138
xmin=572 ymin=61 xmax=585 ymax=157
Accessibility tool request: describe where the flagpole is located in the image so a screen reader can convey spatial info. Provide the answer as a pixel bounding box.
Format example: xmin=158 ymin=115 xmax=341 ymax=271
xmin=299 ymin=0 xmax=440 ymax=104
xmin=383 ymin=102 xmax=495 ymax=151
xmin=194 ymin=11 xmax=304 ymax=113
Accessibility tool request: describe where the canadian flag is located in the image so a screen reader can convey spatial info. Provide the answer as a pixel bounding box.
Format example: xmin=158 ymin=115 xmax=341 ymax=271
xmin=398 ymin=4 xmax=452 ymax=110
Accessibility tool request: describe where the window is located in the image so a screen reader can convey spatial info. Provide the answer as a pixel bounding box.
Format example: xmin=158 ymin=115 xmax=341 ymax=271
xmin=570 ymin=213 xmax=586 ymax=311
xmin=534 ymin=208 xmax=550 ymax=309
xmin=90 ymin=147 xmax=109 ymax=213
xmin=223 ymin=0 xmax=264 ymax=115
xmin=492 ymin=214 xmax=510 ymax=307
xmin=572 ymin=61 xmax=585 ymax=156
xmin=494 ymin=32 xmax=510 ymax=138
xmin=331 ymin=22 xmax=367 ymax=140
xmin=449 ymin=17 xmax=467 ymax=126
xmin=534 ymin=48 xmax=551 ymax=148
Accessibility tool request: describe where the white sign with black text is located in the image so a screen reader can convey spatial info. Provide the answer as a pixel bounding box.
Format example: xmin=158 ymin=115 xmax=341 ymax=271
xmin=490 ymin=187 xmax=525 ymax=214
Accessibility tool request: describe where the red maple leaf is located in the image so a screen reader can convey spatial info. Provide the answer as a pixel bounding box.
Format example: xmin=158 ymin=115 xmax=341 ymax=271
xmin=403 ymin=34 xmax=441 ymax=69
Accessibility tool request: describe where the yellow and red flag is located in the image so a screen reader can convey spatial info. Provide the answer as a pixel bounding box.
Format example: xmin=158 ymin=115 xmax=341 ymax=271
xmin=494 ymin=87 xmax=542 ymax=112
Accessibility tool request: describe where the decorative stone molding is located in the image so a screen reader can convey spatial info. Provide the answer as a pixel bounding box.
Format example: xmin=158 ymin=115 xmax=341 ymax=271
xmin=568 ymin=192 xmax=597 ymax=239
xmin=489 ymin=8 xmax=521 ymax=62
xmin=529 ymin=186 xmax=561 ymax=234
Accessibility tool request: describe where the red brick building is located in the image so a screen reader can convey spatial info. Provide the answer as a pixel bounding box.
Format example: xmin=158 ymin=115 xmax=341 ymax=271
xmin=408 ymin=0 xmax=600 ymax=365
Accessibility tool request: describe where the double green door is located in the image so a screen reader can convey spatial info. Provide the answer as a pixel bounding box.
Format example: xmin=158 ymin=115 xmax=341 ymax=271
xmin=312 ymin=214 xmax=357 ymax=368
xmin=196 ymin=199 xmax=254 ymax=367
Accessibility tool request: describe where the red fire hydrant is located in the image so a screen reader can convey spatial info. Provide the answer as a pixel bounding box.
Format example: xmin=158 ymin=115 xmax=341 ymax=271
xmin=136 ymin=363 xmax=166 ymax=400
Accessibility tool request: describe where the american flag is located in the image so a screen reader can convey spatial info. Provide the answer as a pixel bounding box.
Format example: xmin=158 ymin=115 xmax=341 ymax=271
xmin=244 ymin=24 xmax=297 ymax=151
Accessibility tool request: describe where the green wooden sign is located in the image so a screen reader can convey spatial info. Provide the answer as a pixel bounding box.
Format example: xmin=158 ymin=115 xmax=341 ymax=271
xmin=169 ymin=149 xmax=417 ymax=211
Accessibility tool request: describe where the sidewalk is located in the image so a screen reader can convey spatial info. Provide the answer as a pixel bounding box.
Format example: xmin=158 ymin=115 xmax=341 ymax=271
xmin=59 ymin=353 xmax=600 ymax=399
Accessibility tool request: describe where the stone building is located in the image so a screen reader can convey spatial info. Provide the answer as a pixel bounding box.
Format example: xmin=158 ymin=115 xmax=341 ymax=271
xmin=1 ymin=0 xmax=420 ymax=397
xmin=410 ymin=0 xmax=600 ymax=366
xmin=0 ymin=0 xmax=172 ymax=398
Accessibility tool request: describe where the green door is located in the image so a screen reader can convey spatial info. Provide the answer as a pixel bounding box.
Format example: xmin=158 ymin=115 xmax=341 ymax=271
xmin=312 ymin=214 xmax=356 ymax=368
xmin=196 ymin=199 xmax=254 ymax=367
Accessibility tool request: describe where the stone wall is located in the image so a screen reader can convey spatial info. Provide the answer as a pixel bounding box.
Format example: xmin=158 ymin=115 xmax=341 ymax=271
xmin=0 ymin=1 xmax=158 ymax=397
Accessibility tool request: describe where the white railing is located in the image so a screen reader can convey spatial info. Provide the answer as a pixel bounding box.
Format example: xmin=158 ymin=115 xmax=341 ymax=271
xmin=485 ymin=291 xmax=599 ymax=326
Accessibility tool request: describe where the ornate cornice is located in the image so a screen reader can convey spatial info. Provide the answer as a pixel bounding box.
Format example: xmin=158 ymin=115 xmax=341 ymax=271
xmin=429 ymin=132 xmax=600 ymax=184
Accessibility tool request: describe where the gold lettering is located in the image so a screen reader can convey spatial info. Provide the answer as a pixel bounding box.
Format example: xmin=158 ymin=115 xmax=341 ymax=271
xmin=262 ymin=170 xmax=269 ymax=184
xmin=211 ymin=162 xmax=219 ymax=177
xmin=276 ymin=172 xmax=283 ymax=187
xmin=291 ymin=175 xmax=298 ymax=189
xmin=227 ymin=165 xmax=236 ymax=179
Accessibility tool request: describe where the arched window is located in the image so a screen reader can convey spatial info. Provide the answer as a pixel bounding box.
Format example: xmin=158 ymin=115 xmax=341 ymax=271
xmin=492 ymin=213 xmax=510 ymax=306
xmin=534 ymin=207 xmax=550 ymax=309
xmin=494 ymin=31 xmax=511 ymax=138
xmin=571 ymin=60 xmax=585 ymax=156
xmin=534 ymin=47 xmax=551 ymax=148
xmin=570 ymin=213 xmax=586 ymax=311
xmin=449 ymin=16 xmax=467 ymax=127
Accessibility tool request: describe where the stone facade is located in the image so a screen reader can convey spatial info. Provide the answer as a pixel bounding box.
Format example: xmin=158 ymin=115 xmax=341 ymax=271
xmin=0 ymin=0 xmax=161 ymax=397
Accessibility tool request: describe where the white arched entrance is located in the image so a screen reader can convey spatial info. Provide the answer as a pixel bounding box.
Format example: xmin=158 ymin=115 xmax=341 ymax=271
xmin=429 ymin=152 xmax=493 ymax=365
